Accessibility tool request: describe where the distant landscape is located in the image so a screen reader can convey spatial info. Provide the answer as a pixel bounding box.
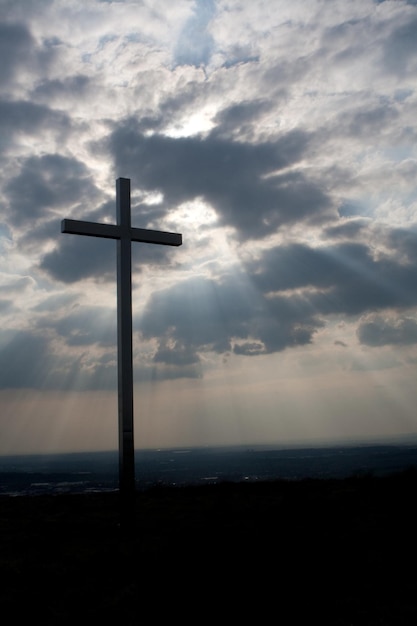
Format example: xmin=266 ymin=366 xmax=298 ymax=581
xmin=2 ymin=441 xmax=417 ymax=496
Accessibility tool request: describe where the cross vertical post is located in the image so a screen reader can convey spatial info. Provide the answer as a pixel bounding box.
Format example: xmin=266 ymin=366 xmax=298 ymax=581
xmin=61 ymin=178 xmax=182 ymax=531
xmin=116 ymin=178 xmax=135 ymax=529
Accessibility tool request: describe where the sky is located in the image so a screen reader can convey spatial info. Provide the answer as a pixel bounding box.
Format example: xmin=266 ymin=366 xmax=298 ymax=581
xmin=1 ymin=0 xmax=417 ymax=455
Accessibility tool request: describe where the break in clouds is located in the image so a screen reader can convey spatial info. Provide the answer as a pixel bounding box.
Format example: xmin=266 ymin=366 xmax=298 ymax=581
xmin=0 ymin=0 xmax=417 ymax=390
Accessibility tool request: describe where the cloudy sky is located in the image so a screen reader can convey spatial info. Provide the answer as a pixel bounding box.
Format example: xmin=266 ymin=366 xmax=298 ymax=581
xmin=1 ymin=0 xmax=417 ymax=455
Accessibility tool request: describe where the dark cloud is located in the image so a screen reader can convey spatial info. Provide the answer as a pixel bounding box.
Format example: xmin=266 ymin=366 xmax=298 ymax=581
xmin=5 ymin=153 xmax=96 ymax=227
xmin=138 ymin=227 xmax=417 ymax=370
xmin=37 ymin=305 xmax=117 ymax=347
xmin=0 ymin=328 xmax=117 ymax=391
xmin=139 ymin=275 xmax=246 ymax=351
xmin=248 ymin=239 xmax=417 ymax=316
xmin=106 ymin=120 xmax=332 ymax=239
xmin=0 ymin=99 xmax=72 ymax=144
xmin=358 ymin=315 xmax=417 ymax=346
xmin=41 ymin=236 xmax=117 ymax=284
xmin=153 ymin=339 xmax=200 ymax=366
xmin=139 ymin=272 xmax=323 ymax=365
xmin=0 ymin=330 xmax=65 ymax=389
xmin=0 ymin=331 xmax=45 ymax=388
xmin=32 ymin=74 xmax=90 ymax=102
xmin=1 ymin=297 xmax=120 ymax=390
xmin=0 ymin=22 xmax=33 ymax=86
xmin=256 ymin=292 xmax=323 ymax=352
xmin=4 ymin=153 xmax=129 ymax=284
xmin=344 ymin=103 xmax=400 ymax=138
xmin=386 ymin=226 xmax=417 ymax=264
xmin=212 ymin=99 xmax=274 ymax=138
xmin=0 ymin=20 xmax=57 ymax=88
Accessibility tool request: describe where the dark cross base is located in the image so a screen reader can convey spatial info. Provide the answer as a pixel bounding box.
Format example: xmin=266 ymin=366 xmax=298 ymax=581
xmin=62 ymin=178 xmax=182 ymax=530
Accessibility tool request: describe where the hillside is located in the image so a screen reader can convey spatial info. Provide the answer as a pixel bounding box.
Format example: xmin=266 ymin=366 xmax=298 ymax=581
xmin=1 ymin=471 xmax=417 ymax=624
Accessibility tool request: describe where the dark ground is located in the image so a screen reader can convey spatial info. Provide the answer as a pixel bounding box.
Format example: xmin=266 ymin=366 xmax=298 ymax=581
xmin=1 ymin=471 xmax=417 ymax=625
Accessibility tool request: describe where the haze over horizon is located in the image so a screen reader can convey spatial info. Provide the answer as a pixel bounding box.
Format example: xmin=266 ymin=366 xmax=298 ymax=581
xmin=1 ymin=0 xmax=417 ymax=456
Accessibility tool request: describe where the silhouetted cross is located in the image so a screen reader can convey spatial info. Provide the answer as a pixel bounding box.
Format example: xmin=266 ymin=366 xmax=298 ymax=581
xmin=62 ymin=178 xmax=182 ymax=529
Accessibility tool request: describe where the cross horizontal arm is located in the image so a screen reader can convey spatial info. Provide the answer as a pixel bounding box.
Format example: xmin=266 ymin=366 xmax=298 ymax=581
xmin=130 ymin=227 xmax=182 ymax=246
xmin=61 ymin=219 xmax=120 ymax=239
xmin=61 ymin=219 xmax=182 ymax=246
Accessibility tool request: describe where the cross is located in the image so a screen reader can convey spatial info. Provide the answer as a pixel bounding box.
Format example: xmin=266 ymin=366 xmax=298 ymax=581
xmin=61 ymin=178 xmax=182 ymax=529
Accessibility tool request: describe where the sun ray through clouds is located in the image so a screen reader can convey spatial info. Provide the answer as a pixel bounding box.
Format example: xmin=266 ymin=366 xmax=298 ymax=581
xmin=1 ymin=0 xmax=417 ymax=454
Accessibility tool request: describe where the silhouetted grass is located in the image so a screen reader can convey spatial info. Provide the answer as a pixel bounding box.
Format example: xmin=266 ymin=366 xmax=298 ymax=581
xmin=1 ymin=470 xmax=417 ymax=624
